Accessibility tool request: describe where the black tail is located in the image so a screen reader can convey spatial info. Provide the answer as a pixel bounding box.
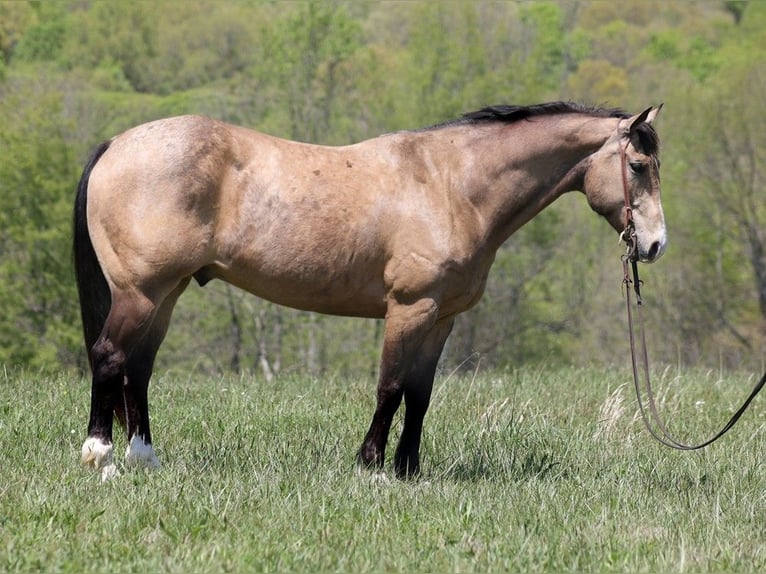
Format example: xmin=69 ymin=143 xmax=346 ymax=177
xmin=73 ymin=141 xmax=112 ymax=367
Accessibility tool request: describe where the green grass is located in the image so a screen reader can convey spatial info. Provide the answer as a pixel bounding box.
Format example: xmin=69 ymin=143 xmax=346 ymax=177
xmin=2 ymin=365 xmax=766 ymax=572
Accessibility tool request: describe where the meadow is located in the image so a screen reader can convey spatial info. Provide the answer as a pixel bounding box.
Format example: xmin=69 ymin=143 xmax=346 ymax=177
xmin=2 ymin=364 xmax=765 ymax=572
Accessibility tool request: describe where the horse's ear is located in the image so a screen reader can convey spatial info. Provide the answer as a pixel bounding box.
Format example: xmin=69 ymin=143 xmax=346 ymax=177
xmin=619 ymin=105 xmax=661 ymax=136
xmin=644 ymin=104 xmax=663 ymax=125
xmin=629 ymin=107 xmax=652 ymax=133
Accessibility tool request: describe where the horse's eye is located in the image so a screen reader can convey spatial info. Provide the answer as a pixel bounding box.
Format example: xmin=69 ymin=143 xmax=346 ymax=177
xmin=630 ymin=162 xmax=647 ymax=175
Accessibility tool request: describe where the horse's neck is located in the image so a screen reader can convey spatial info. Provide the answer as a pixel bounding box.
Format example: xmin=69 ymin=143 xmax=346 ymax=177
xmin=453 ymin=116 xmax=618 ymax=249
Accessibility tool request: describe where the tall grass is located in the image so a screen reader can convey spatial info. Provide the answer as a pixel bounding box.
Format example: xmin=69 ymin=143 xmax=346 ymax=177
xmin=2 ymin=365 xmax=765 ymax=572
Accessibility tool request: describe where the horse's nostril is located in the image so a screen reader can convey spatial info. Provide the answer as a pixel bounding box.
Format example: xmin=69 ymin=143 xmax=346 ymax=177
xmin=648 ymin=241 xmax=661 ymax=260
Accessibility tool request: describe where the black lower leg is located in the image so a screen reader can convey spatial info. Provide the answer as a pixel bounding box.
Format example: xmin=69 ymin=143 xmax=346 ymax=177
xmin=393 ymin=319 xmax=453 ymax=478
xmin=358 ymin=384 xmax=404 ymax=469
xmin=87 ymin=338 xmax=126 ymax=443
xmin=123 ymin=347 xmax=155 ymax=443
xmin=393 ymin=380 xmax=432 ymax=478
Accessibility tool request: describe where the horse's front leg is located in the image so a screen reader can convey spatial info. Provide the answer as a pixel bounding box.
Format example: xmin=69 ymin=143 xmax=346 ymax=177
xmin=357 ymin=298 xmax=441 ymax=474
xmin=393 ymin=317 xmax=454 ymax=478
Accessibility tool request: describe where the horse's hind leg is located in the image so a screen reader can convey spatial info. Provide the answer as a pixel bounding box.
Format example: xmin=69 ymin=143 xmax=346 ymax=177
xmin=120 ymin=279 xmax=189 ymax=470
xmin=81 ymin=289 xmax=158 ymax=480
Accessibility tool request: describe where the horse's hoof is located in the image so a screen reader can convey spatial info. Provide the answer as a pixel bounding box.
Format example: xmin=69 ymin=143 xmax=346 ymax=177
xmin=81 ymin=437 xmax=113 ymax=470
xmin=82 ymin=437 xmax=120 ymax=481
xmin=125 ymin=435 xmax=160 ymax=470
xmin=357 ymin=444 xmax=385 ymax=470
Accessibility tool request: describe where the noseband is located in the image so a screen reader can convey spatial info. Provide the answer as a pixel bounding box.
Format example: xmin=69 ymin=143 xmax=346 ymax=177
xmin=619 ymin=140 xmax=766 ymax=450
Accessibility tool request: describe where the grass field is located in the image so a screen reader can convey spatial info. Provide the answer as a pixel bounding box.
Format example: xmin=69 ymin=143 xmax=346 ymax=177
xmin=2 ymin=364 xmax=766 ymax=572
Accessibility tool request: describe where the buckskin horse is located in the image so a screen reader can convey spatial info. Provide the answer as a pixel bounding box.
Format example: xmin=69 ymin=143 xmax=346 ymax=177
xmin=74 ymin=101 xmax=665 ymax=480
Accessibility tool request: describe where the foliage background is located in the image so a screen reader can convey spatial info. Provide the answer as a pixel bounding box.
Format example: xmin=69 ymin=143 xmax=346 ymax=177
xmin=0 ymin=0 xmax=763 ymax=377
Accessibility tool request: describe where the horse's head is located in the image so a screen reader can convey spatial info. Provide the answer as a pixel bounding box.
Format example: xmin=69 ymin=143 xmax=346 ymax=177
xmin=584 ymin=105 xmax=666 ymax=263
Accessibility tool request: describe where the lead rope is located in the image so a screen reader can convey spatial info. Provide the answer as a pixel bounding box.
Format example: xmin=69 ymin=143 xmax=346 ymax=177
xmin=620 ymin=142 xmax=766 ymax=450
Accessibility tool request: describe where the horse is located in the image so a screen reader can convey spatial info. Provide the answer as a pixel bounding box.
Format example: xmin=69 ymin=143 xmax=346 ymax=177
xmin=74 ymin=101 xmax=665 ymax=481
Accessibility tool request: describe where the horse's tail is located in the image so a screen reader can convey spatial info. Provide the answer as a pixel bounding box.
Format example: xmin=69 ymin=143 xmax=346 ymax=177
xmin=73 ymin=140 xmax=112 ymax=366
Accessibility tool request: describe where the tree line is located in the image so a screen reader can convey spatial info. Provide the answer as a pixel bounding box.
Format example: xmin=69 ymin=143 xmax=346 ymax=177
xmin=0 ymin=1 xmax=763 ymax=377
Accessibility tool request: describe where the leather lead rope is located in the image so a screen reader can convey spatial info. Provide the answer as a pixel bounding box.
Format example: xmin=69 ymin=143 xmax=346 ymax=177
xmin=620 ymin=141 xmax=766 ymax=450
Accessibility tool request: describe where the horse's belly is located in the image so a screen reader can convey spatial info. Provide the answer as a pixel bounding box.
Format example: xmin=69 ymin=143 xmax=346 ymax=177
xmin=211 ymin=258 xmax=389 ymax=319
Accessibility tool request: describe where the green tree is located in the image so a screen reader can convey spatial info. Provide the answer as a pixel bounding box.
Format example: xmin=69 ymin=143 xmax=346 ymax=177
xmin=397 ymin=3 xmax=489 ymax=124
xmin=62 ymin=2 xmax=157 ymax=93
xmin=254 ymin=2 xmax=363 ymax=142
xmin=0 ymin=79 xmax=81 ymax=368
xmin=12 ymin=3 xmax=66 ymax=63
xmin=0 ymin=0 xmax=760 ymax=374
xmin=650 ymin=3 xmax=766 ymax=366
xmin=691 ymin=56 xmax=765 ymax=324
xmin=0 ymin=2 xmax=34 ymax=63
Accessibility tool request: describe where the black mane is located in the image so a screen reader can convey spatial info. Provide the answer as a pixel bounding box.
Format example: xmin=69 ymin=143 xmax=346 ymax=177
xmin=462 ymin=101 xmax=627 ymax=123
xmin=424 ymin=101 xmax=659 ymax=155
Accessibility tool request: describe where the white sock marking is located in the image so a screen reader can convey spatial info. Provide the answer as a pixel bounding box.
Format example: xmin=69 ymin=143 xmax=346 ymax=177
xmin=81 ymin=437 xmax=120 ymax=481
xmin=81 ymin=437 xmax=113 ymax=470
xmin=125 ymin=435 xmax=160 ymax=469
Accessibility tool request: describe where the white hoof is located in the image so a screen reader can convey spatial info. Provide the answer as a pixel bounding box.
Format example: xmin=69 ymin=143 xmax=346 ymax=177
xmin=125 ymin=435 xmax=160 ymax=470
xmin=81 ymin=437 xmax=113 ymax=471
xmin=82 ymin=437 xmax=120 ymax=481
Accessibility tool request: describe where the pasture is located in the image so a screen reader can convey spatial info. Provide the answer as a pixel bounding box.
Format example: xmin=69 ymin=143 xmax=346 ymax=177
xmin=2 ymin=365 xmax=765 ymax=572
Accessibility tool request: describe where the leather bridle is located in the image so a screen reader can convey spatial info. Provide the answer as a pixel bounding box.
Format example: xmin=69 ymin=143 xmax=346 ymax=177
xmin=619 ymin=139 xmax=766 ymax=450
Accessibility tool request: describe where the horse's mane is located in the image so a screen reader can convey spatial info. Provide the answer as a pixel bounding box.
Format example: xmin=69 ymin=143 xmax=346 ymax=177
xmin=463 ymin=101 xmax=626 ymax=123
xmin=423 ymin=101 xmax=659 ymax=155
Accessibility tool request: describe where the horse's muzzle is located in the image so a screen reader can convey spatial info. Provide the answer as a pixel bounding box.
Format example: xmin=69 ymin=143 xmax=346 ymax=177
xmin=638 ymin=235 xmax=666 ymax=263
